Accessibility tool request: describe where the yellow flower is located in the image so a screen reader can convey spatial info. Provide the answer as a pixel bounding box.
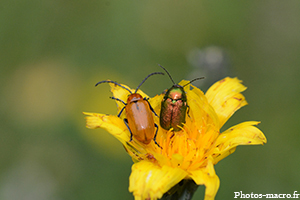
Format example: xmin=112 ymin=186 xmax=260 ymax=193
xmin=83 ymin=77 xmax=267 ymax=200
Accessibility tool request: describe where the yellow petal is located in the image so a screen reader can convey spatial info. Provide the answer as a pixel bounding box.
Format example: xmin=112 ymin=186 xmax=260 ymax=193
xmin=108 ymin=80 xmax=135 ymax=99
xmin=213 ymin=121 xmax=267 ymax=164
xmin=189 ymin=158 xmax=220 ymax=200
xmin=109 ymin=80 xmax=149 ymax=100
xmin=205 ymin=77 xmax=248 ymax=128
xmin=177 ymin=79 xmax=190 ymax=87
xmin=106 ymin=81 xmax=131 ymax=116
xmin=148 ymin=94 xmax=164 ymax=121
xmin=184 ymin=81 xmax=220 ymax=129
xmin=83 ymin=112 xmax=130 ymax=144
xmin=129 ymin=161 xmax=188 ymax=200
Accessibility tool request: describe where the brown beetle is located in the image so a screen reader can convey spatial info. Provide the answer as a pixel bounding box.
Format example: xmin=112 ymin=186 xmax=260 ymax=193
xmin=96 ymin=72 xmax=164 ymax=148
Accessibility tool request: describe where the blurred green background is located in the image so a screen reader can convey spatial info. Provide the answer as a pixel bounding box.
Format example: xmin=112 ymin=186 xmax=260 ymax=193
xmin=1 ymin=0 xmax=299 ymax=199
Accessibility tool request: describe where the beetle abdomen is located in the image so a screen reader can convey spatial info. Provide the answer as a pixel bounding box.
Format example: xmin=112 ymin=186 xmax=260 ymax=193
xmin=126 ymin=99 xmax=155 ymax=144
xmin=160 ymin=98 xmax=187 ymax=131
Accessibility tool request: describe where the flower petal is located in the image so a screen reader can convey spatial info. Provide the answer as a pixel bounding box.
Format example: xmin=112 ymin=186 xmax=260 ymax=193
xmin=205 ymin=77 xmax=248 ymax=128
xmin=83 ymin=112 xmax=130 ymax=144
xmin=148 ymin=94 xmax=164 ymax=121
xmin=189 ymin=158 xmax=220 ymax=200
xmin=213 ymin=121 xmax=267 ymax=164
xmin=183 ymin=80 xmax=220 ymax=129
xmin=129 ymin=161 xmax=188 ymax=200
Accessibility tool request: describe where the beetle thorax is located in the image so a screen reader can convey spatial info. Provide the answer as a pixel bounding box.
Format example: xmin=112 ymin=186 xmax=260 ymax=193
xmin=169 ymin=90 xmax=182 ymax=100
xmin=166 ymin=87 xmax=186 ymax=103
xmin=127 ymin=93 xmax=143 ymax=103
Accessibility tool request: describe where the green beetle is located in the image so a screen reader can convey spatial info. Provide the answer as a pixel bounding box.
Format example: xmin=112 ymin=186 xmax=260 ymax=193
xmin=158 ymin=64 xmax=204 ymax=131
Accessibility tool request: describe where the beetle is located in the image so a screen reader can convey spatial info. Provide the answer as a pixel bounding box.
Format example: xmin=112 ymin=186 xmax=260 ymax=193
xmin=95 ymin=72 xmax=164 ymax=148
xmin=158 ymin=64 xmax=204 ymax=131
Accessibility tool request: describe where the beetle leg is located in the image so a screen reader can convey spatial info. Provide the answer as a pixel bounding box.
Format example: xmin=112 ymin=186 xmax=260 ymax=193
xmin=144 ymin=97 xmax=158 ymax=117
xmin=153 ymin=123 xmax=162 ymax=149
xmin=124 ymin=118 xmax=133 ymax=142
xmin=187 ymin=104 xmax=191 ymax=118
xmin=117 ymin=106 xmax=126 ymax=117
xmin=110 ymin=97 xmax=127 ymax=117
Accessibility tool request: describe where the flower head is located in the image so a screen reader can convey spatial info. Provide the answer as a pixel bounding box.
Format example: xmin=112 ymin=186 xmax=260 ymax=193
xmin=84 ymin=77 xmax=266 ymax=200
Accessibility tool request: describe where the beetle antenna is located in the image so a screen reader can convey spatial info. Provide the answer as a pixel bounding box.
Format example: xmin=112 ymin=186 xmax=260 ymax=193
xmin=110 ymin=96 xmax=126 ymax=105
xmin=95 ymin=80 xmax=132 ymax=94
xmin=135 ymin=72 xmax=164 ymax=93
xmin=157 ymin=64 xmax=176 ymax=85
xmin=182 ymin=77 xmax=205 ymax=87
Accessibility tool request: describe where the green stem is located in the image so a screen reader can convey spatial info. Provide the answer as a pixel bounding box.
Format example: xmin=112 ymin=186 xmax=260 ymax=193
xmin=159 ymin=179 xmax=199 ymax=200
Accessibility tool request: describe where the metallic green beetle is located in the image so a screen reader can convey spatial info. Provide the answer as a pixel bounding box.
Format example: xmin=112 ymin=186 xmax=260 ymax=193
xmin=158 ymin=64 xmax=204 ymax=131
